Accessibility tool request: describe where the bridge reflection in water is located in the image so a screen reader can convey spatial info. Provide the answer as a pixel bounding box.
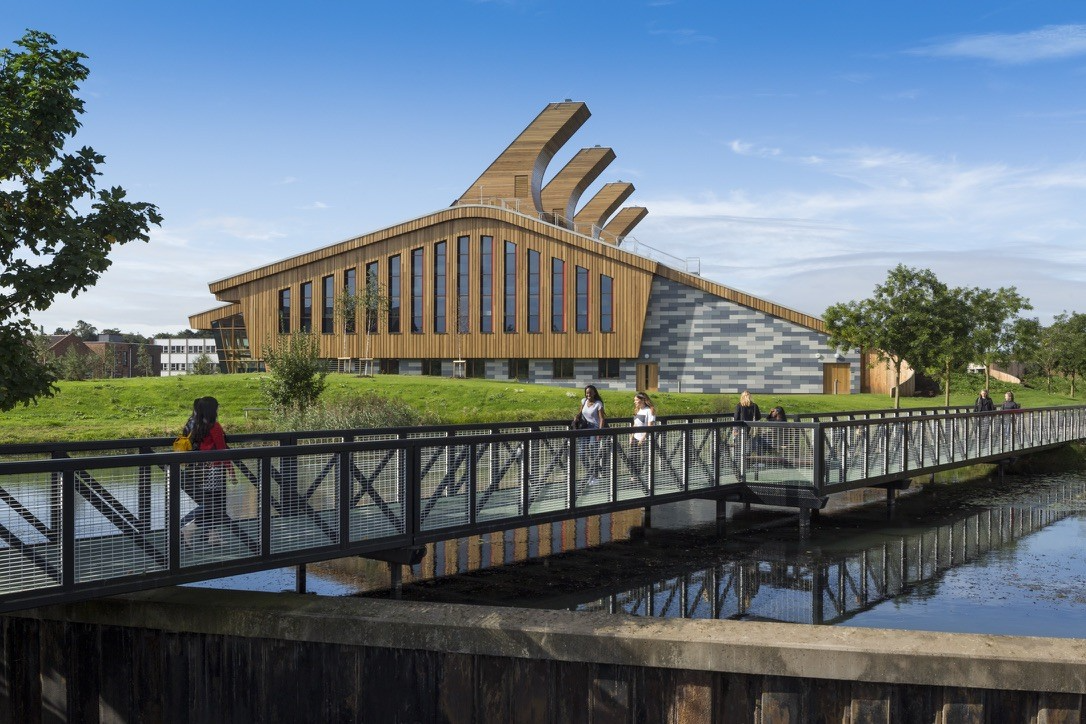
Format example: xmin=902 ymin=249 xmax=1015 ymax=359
xmin=566 ymin=480 xmax=1086 ymax=627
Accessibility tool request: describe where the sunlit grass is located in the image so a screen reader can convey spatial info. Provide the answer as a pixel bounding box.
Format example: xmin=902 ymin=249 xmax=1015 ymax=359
xmin=0 ymin=372 xmax=1079 ymax=444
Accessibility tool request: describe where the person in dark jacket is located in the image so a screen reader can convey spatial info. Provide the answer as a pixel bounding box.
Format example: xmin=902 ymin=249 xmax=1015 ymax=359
xmin=974 ymin=389 xmax=996 ymax=412
xmin=733 ymin=390 xmax=761 ymax=422
xmin=1000 ymin=391 xmax=1021 ymax=411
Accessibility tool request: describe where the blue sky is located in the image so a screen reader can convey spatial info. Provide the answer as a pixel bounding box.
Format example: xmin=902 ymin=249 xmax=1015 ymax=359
xmin=6 ymin=1 xmax=1086 ymax=335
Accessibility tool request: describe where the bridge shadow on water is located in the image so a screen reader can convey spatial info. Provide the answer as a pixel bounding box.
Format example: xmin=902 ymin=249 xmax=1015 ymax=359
xmin=359 ymin=473 xmax=1086 ymax=634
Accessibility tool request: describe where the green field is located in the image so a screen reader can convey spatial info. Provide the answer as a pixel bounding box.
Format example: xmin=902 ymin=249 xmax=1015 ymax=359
xmin=0 ymin=372 xmax=1080 ymax=444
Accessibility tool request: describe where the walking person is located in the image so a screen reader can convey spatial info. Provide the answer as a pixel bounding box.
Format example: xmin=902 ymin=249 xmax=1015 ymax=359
xmin=182 ymin=396 xmax=230 ymax=548
xmin=576 ymin=385 xmax=606 ymax=483
xmin=629 ymin=392 xmax=655 ymax=484
xmin=733 ymin=390 xmax=761 ymax=422
xmin=1000 ymin=391 xmax=1021 ymax=411
xmin=974 ymin=389 xmax=996 ymax=412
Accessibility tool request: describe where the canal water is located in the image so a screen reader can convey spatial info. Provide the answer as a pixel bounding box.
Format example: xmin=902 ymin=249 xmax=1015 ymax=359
xmin=193 ymin=471 xmax=1086 ymax=639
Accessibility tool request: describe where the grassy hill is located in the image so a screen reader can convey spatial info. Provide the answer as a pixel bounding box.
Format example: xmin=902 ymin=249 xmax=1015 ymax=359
xmin=0 ymin=372 xmax=1079 ymax=444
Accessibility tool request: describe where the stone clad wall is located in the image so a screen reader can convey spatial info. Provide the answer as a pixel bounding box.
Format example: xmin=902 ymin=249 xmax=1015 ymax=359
xmin=3 ymin=588 xmax=1084 ymax=722
xmin=640 ymin=277 xmax=859 ymax=394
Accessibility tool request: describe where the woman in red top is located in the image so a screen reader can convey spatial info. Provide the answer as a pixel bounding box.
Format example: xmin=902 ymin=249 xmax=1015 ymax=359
xmin=182 ymin=396 xmax=230 ymax=547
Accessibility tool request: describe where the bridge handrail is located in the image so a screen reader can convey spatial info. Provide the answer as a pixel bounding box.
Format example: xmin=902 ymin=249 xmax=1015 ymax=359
xmin=0 ymin=405 xmax=979 ymax=459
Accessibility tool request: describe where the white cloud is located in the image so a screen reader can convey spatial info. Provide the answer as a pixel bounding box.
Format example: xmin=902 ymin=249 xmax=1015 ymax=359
xmin=729 ymin=139 xmax=781 ymax=157
xmin=197 ymin=216 xmax=287 ymax=241
xmin=635 ymin=144 xmax=1086 ymax=322
xmin=911 ymin=24 xmax=1086 ymax=65
xmin=300 ymin=201 xmax=330 ymax=210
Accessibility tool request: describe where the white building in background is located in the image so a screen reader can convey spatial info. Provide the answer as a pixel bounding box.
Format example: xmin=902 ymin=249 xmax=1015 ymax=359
xmin=154 ymin=337 xmax=220 ymax=376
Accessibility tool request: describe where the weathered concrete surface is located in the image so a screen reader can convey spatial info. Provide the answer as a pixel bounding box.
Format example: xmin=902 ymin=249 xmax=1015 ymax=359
xmin=18 ymin=587 xmax=1086 ymax=694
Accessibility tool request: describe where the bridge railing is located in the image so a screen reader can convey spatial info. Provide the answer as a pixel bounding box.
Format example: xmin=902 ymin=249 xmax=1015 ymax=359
xmin=818 ymin=406 xmax=1086 ymax=493
xmin=1 ymin=406 xmax=1082 ymax=614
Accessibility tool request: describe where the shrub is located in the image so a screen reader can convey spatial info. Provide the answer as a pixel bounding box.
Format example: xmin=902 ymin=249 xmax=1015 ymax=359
xmin=272 ymin=392 xmax=435 ymax=431
xmin=262 ymin=333 xmax=327 ymax=412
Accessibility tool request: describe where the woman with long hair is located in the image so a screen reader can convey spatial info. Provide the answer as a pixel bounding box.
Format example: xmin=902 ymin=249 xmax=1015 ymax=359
xmin=183 ymin=396 xmax=230 ymax=548
xmin=577 ymin=385 xmax=606 ymax=483
xmin=629 ymin=391 xmax=655 ymax=483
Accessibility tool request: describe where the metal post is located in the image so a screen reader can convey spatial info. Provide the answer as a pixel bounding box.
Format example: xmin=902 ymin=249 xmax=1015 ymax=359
xmin=295 ymin=563 xmax=307 ymax=594
xmin=886 ymin=486 xmax=896 ymax=518
xmin=715 ymin=498 xmax=728 ymax=538
xmin=389 ymin=562 xmax=402 ymax=599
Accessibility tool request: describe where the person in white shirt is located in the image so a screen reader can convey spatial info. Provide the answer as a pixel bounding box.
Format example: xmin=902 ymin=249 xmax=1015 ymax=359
xmin=577 ymin=385 xmax=606 ymax=482
xmin=630 ymin=391 xmax=655 ymax=483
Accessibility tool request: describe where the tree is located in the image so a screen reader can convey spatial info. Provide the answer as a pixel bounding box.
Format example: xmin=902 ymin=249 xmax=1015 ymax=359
xmin=1054 ymin=312 xmax=1086 ymax=398
xmin=969 ymin=287 xmax=1032 ymax=389
xmin=262 ymin=332 xmax=328 ymax=412
xmin=336 ymin=282 xmax=387 ymax=375
xmin=71 ymin=320 xmax=98 ymax=340
xmin=824 ymin=265 xmax=952 ymax=408
xmin=0 ymin=30 xmax=162 ymax=411
xmin=134 ymin=344 xmax=154 ymax=377
xmin=924 ymin=285 xmax=974 ymax=407
xmin=190 ymin=352 xmax=216 ymax=375
xmin=55 ymin=347 xmax=93 ymax=381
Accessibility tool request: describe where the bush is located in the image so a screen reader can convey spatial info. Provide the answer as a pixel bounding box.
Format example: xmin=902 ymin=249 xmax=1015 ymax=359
xmin=272 ymin=392 xmax=436 ymax=431
xmin=262 ymin=333 xmax=327 ymax=412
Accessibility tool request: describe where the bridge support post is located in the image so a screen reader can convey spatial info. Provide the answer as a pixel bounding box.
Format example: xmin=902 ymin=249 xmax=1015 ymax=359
xmin=715 ymin=499 xmax=728 ymax=537
xmin=389 ymin=563 xmax=403 ymax=599
xmin=642 ymin=506 xmax=652 ymax=529
xmin=798 ymin=508 xmax=811 ymax=536
xmin=295 ymin=564 xmax=306 ymax=594
xmin=886 ymin=486 xmax=896 ymax=518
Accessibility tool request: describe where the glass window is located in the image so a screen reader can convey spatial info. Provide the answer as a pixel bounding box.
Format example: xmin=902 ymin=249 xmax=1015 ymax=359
xmin=598 ymin=359 xmax=620 ymax=379
xmin=600 ymin=274 xmax=614 ymax=333
xmin=575 ymin=266 xmax=589 ymax=333
xmin=466 ymin=359 xmax=487 ymax=378
xmin=479 ymin=236 xmax=493 ymax=333
xmin=365 ymin=261 xmax=379 ymax=333
xmin=411 ymin=247 xmax=424 ymax=333
xmin=503 ymin=241 xmax=517 ymax=333
xmin=388 ymin=254 xmax=401 ymax=334
xmin=422 ymin=359 xmax=443 ymax=376
xmin=507 ymin=358 xmax=528 ymax=380
xmin=322 ymin=275 xmax=335 ymax=334
xmin=434 ymin=241 xmax=447 ymax=334
xmin=378 ymin=359 xmax=400 ymax=374
xmin=457 ymin=236 xmax=470 ymax=333
xmin=552 ymin=358 xmax=574 ymax=379
xmin=551 ymin=258 xmax=565 ymax=333
xmin=278 ymin=288 xmax=291 ymax=334
xmin=344 ymin=268 xmax=357 ymax=334
xmin=527 ymin=250 xmax=540 ymax=333
xmin=300 ymin=281 xmax=313 ymax=333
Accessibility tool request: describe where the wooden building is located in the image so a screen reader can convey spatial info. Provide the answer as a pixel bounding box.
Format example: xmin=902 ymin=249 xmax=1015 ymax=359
xmin=190 ymin=101 xmax=858 ymax=394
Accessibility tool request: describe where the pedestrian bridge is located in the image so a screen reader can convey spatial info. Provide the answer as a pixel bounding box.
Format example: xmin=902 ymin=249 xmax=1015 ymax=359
xmin=0 ymin=405 xmax=1082 ymax=614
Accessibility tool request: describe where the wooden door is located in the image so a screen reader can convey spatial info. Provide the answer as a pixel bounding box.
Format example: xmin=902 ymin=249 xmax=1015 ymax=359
xmin=636 ymin=363 xmax=659 ymax=392
xmin=823 ymin=363 xmax=851 ymax=394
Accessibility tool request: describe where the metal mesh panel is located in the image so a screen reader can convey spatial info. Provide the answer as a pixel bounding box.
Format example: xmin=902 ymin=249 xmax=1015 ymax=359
xmin=349 ymin=447 xmax=404 ymax=542
xmin=269 ymin=451 xmax=338 ymax=554
xmin=743 ymin=425 xmax=816 ymax=488
xmin=74 ymin=465 xmax=167 ymax=583
xmin=686 ymin=428 xmax=714 ymax=490
xmin=420 ymin=442 xmax=470 ymax=531
xmin=527 ymin=435 xmax=569 ymax=515
xmin=181 ymin=456 xmax=263 ymax=566
xmin=475 ymin=434 xmax=527 ymax=523
xmin=653 ymin=428 xmax=684 ymax=495
xmin=0 ymin=472 xmax=62 ymax=594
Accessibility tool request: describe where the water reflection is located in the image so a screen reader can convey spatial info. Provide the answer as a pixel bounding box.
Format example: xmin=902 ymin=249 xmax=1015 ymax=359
xmin=366 ymin=475 xmax=1086 ymax=637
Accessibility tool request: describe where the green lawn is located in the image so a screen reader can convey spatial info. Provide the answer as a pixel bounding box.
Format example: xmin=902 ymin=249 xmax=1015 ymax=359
xmin=0 ymin=372 xmax=1080 ymax=444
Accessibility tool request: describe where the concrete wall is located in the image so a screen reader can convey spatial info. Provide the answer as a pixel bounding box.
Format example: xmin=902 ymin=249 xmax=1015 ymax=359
xmin=4 ymin=588 xmax=1085 ymax=722
xmin=640 ymin=277 xmax=859 ymax=394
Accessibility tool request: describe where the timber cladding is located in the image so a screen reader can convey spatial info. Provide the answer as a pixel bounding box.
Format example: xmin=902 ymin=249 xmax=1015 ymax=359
xmin=198 ymin=205 xmax=823 ymax=364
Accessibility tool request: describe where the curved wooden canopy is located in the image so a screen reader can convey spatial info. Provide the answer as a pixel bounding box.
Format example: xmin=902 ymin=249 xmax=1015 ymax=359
xmin=601 ymin=206 xmax=648 ymax=245
xmin=574 ymin=182 xmax=635 ymax=234
xmin=457 ymin=101 xmax=590 ymax=214
xmin=540 ymin=146 xmax=615 ymax=223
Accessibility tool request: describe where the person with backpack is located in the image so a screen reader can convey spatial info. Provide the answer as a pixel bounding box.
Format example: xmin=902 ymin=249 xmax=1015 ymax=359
xmin=182 ymin=397 xmax=230 ymax=548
